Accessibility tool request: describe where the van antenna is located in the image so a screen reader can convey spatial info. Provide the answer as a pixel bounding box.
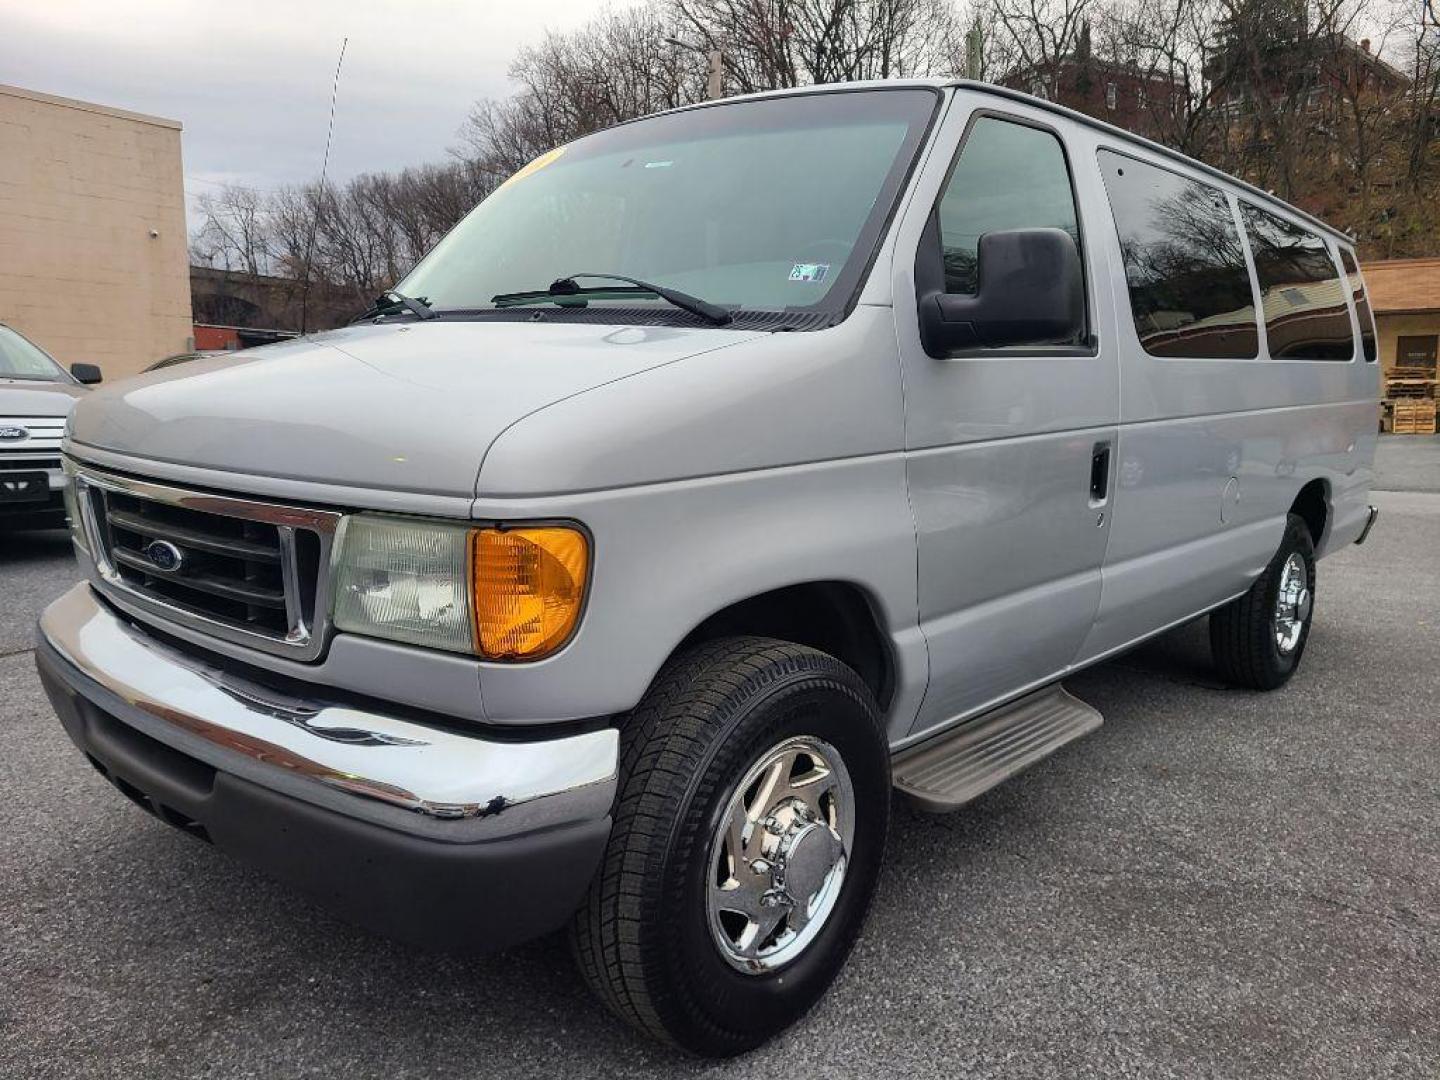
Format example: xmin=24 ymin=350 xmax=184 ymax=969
xmin=300 ymin=36 xmax=348 ymax=336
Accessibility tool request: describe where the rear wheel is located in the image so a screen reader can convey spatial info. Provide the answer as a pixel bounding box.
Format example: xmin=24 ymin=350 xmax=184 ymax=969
xmin=1210 ymin=513 xmax=1316 ymax=690
xmin=570 ymin=636 xmax=889 ymax=1056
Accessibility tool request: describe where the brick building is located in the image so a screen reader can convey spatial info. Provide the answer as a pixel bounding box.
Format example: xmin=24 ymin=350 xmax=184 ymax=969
xmin=1002 ymin=34 xmax=1188 ymax=141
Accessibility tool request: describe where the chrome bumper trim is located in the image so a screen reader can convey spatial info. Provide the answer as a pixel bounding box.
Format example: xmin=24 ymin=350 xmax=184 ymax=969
xmin=39 ymin=583 xmax=618 ymax=838
xmin=1355 ymin=504 xmax=1379 ymax=546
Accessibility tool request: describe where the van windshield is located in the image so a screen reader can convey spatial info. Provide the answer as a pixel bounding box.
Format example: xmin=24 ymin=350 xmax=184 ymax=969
xmin=399 ymin=89 xmax=938 ymax=324
xmin=0 ymin=326 xmax=69 ymax=382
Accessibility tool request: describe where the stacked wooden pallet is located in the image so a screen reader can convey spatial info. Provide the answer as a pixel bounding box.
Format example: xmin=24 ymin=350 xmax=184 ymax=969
xmin=1394 ymin=399 xmax=1437 ymax=434
xmin=1385 ymin=366 xmax=1437 ymax=435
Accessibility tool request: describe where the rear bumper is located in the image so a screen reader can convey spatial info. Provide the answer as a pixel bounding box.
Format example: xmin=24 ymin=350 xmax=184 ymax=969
xmin=1354 ymin=504 xmax=1380 ymax=546
xmin=35 ymin=583 xmax=618 ymax=951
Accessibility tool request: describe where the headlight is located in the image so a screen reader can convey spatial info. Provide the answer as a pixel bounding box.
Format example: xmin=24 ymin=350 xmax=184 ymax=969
xmin=333 ymin=516 xmax=474 ymax=652
xmin=332 ymin=515 xmax=589 ymax=661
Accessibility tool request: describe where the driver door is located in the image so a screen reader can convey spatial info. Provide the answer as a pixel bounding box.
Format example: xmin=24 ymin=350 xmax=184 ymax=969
xmin=890 ymin=96 xmax=1122 ymax=739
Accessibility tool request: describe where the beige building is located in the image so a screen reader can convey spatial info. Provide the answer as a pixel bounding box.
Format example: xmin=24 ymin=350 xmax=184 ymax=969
xmin=1363 ymin=257 xmax=1440 ymax=435
xmin=1362 ymin=258 xmax=1440 ymax=375
xmin=0 ymin=83 xmax=192 ymax=380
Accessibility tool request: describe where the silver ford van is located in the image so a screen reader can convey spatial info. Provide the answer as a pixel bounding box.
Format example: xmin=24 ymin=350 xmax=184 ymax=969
xmin=36 ymin=80 xmax=1379 ymax=1055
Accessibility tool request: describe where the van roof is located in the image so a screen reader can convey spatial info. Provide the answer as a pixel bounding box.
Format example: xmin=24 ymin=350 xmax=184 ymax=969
xmin=656 ymin=78 xmax=1353 ymax=247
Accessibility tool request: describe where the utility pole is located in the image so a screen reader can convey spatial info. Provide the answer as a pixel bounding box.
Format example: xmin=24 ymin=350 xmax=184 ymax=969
xmin=664 ymin=37 xmax=726 ymax=100
xmin=707 ymin=49 xmax=724 ymax=99
xmin=965 ymin=21 xmax=984 ymax=81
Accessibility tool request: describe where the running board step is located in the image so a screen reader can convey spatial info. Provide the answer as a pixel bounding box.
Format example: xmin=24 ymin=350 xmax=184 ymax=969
xmin=893 ymin=685 xmax=1102 ymax=813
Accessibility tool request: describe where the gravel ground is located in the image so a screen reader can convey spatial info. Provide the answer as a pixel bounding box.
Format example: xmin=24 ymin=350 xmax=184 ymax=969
xmin=0 ymin=439 xmax=1435 ymax=1079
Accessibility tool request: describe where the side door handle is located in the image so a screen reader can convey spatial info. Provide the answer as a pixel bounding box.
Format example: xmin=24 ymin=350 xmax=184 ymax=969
xmin=1089 ymin=441 xmax=1112 ymax=505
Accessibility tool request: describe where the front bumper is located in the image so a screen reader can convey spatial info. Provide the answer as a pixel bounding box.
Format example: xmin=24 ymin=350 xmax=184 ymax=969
xmin=0 ymin=469 xmax=64 ymax=527
xmin=35 ymin=583 xmax=618 ymax=951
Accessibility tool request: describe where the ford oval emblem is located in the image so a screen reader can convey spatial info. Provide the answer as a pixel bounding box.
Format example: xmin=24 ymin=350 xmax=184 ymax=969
xmin=143 ymin=539 xmax=184 ymax=573
xmin=0 ymin=425 xmax=29 ymax=441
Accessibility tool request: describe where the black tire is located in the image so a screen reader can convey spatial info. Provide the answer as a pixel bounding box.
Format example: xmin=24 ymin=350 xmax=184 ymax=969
xmin=1210 ymin=513 xmax=1316 ymax=690
xmin=570 ymin=636 xmax=890 ymax=1056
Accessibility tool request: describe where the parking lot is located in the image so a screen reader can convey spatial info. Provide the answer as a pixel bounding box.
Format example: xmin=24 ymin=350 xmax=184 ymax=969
xmin=1 ymin=439 xmax=1436 ymax=1080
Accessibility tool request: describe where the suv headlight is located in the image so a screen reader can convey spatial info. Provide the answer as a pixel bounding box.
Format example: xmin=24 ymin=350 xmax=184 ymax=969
xmin=332 ymin=515 xmax=589 ymax=661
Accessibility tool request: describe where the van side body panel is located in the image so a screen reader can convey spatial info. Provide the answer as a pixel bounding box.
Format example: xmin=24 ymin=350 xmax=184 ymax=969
xmin=1073 ymin=139 xmax=1379 ymax=663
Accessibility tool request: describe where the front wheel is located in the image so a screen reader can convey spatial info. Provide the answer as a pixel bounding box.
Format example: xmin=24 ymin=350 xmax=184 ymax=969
xmin=1210 ymin=513 xmax=1316 ymax=689
xmin=570 ymin=636 xmax=890 ymax=1056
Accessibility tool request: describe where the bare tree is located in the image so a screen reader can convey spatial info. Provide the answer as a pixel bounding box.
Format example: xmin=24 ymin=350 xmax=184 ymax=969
xmin=190 ymin=0 xmax=1440 ymax=325
xmin=667 ymin=0 xmax=964 ymax=87
xmin=987 ymin=0 xmax=1098 ymax=97
xmin=190 ymin=161 xmax=494 ymax=322
xmin=458 ymin=4 xmax=707 ymax=174
xmin=456 ymin=0 xmax=966 ymax=170
xmin=190 ymin=185 xmax=273 ymax=277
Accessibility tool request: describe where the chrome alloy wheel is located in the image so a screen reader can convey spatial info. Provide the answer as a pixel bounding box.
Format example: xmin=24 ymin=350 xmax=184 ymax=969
xmin=1273 ymin=552 xmax=1311 ymax=655
xmin=706 ymin=736 xmax=855 ymax=974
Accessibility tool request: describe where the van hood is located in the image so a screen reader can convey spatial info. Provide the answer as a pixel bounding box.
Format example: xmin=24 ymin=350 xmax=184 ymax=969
xmin=1 ymin=379 xmax=87 ymax=416
xmin=68 ymin=321 xmax=761 ymax=498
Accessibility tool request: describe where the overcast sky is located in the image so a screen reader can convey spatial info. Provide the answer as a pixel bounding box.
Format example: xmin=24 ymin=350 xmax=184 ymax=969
xmin=0 ymin=1 xmax=636 ymax=210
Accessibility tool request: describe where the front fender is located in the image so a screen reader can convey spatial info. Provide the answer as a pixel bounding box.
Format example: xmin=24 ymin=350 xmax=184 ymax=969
xmin=469 ymin=453 xmax=927 ymax=742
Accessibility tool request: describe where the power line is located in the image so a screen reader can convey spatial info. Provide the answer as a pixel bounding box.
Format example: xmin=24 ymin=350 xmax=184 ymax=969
xmin=184 ymin=174 xmax=290 ymax=196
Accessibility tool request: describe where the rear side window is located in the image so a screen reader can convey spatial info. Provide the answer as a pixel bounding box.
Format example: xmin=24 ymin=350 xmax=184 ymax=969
xmin=1338 ymin=248 xmax=1377 ymax=362
xmin=1239 ymin=204 xmax=1354 ymax=360
xmin=1097 ymin=151 xmax=1258 ymax=359
xmin=937 ymin=116 xmax=1082 ymax=296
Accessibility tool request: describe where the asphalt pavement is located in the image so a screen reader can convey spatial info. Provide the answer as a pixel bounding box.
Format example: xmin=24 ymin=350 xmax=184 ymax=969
xmin=1 ymin=439 xmax=1435 ymax=1079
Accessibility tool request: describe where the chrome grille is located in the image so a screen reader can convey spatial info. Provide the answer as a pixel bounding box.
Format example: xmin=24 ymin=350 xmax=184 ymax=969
xmin=0 ymin=415 xmax=65 ymax=462
xmin=72 ymin=464 xmax=341 ymax=660
xmin=103 ymin=490 xmax=293 ymax=635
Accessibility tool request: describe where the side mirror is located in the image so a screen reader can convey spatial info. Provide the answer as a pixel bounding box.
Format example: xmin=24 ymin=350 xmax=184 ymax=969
xmin=919 ymin=228 xmax=1085 ymax=356
xmin=70 ymin=363 xmax=103 ymax=385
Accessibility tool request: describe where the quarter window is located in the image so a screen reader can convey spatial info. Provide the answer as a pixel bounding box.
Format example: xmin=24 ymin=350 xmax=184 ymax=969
xmin=936 ymin=116 xmax=1083 ymax=299
xmin=1097 ymin=151 xmax=1258 ymax=359
xmin=1240 ymin=204 xmax=1354 ymax=360
xmin=1338 ymin=248 xmax=1377 ymax=362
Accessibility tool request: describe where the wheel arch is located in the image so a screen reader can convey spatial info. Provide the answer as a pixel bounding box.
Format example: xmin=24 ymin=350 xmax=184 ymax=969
xmin=1290 ymin=478 xmax=1330 ymax=549
xmin=673 ymin=580 xmax=897 ymax=712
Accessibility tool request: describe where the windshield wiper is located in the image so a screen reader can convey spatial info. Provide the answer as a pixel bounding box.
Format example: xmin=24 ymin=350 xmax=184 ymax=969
xmin=354 ymin=289 xmax=435 ymax=323
xmin=492 ymin=273 xmax=732 ymax=326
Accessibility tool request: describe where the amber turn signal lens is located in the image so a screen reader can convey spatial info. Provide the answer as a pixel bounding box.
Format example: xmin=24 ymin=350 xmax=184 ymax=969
xmin=471 ymin=526 xmax=588 ymax=660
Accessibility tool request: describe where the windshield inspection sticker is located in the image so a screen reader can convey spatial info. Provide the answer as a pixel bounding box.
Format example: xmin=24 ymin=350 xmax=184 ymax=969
xmin=789 ymin=263 xmax=830 ymax=284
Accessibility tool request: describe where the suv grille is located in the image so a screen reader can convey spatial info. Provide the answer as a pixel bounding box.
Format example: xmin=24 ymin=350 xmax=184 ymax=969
xmin=74 ymin=466 xmax=341 ymax=659
xmin=0 ymin=416 xmax=65 ymax=464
